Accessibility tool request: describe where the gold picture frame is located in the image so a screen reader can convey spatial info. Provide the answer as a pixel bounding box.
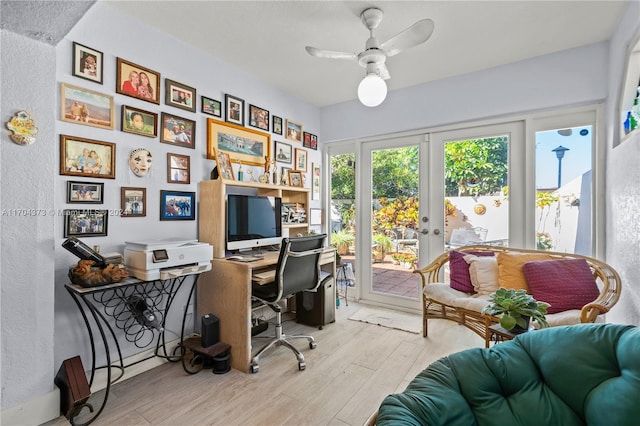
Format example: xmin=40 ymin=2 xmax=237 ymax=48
xmin=288 ymin=170 xmax=303 ymax=187
xmin=60 ymin=83 xmax=114 ymax=130
xmin=206 ymin=118 xmax=270 ymax=166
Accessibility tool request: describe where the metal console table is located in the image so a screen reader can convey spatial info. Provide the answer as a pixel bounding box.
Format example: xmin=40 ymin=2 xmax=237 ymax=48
xmin=64 ymin=273 xmax=200 ymax=426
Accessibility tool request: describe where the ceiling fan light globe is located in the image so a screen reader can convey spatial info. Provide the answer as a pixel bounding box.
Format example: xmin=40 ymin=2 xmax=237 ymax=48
xmin=358 ymin=74 xmax=387 ymax=107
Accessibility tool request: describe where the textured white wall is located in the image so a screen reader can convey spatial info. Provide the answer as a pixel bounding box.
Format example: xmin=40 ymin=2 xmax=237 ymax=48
xmin=1 ymin=31 xmax=57 ymax=410
xmin=605 ymin=0 xmax=640 ymax=326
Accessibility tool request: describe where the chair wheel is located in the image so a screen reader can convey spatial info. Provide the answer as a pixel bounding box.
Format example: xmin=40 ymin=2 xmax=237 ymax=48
xmin=250 ymin=363 xmax=259 ymax=374
xmin=309 ymin=341 xmax=317 ymax=349
xmin=298 ymin=362 xmax=306 ymax=371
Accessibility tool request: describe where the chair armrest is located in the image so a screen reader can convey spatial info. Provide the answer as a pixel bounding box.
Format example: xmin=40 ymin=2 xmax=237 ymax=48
xmin=413 ymin=251 xmax=450 ymax=287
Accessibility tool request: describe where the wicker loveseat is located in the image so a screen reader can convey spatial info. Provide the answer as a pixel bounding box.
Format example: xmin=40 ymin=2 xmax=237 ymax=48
xmin=413 ymin=245 xmax=621 ymax=346
xmin=372 ymin=323 xmax=640 ymax=425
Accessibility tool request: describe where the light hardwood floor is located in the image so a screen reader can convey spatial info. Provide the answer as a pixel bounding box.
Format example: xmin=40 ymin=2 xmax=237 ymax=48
xmin=46 ymin=302 xmax=482 ymax=426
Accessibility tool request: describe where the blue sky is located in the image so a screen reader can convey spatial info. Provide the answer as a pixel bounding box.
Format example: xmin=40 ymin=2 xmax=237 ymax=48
xmin=535 ymin=126 xmax=592 ymax=189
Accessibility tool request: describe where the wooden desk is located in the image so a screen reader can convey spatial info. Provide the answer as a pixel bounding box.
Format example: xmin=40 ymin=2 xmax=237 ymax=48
xmin=197 ymin=248 xmax=336 ymax=373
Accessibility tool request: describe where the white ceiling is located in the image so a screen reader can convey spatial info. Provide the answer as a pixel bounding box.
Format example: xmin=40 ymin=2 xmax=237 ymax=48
xmin=1 ymin=1 xmax=630 ymax=107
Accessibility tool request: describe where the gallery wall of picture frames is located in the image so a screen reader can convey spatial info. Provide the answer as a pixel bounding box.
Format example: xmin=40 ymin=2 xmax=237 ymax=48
xmin=60 ymin=40 xmax=321 ymax=236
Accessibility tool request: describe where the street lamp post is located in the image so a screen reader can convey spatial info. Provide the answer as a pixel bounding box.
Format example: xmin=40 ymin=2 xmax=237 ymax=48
xmin=552 ymin=145 xmax=569 ymax=188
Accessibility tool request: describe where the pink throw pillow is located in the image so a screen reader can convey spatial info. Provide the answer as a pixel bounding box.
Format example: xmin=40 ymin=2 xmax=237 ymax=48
xmin=449 ymin=250 xmax=494 ymax=293
xmin=523 ymin=258 xmax=600 ymax=314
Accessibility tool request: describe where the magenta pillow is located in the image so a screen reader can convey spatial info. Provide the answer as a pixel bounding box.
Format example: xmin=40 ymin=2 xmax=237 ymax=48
xmin=523 ymin=258 xmax=600 ymax=314
xmin=449 ymin=250 xmax=494 ymax=293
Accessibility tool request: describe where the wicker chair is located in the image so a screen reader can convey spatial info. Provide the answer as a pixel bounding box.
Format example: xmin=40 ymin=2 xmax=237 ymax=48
xmin=413 ymin=245 xmax=622 ymax=344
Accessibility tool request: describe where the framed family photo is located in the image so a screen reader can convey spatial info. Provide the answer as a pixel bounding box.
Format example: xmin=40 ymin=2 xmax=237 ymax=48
xmin=201 ymin=96 xmax=222 ymax=117
xmin=214 ymin=149 xmax=235 ymax=180
xmin=275 ymin=140 xmax=292 ymax=164
xmin=63 ymin=209 xmax=108 ymax=238
xmin=61 ymin=83 xmax=114 ymax=130
xmin=60 ymin=134 xmax=116 ymax=179
xmin=225 ymin=94 xmax=245 ymax=126
xmin=116 ymin=58 xmax=160 ymax=104
xmin=303 ymin=132 xmax=318 ymax=150
xmin=167 ymin=152 xmax=191 ymax=184
xmin=165 ymin=79 xmax=196 ymax=112
xmin=72 ymin=42 xmax=103 ymax=84
xmin=272 ymin=115 xmax=283 ymax=135
xmin=295 ymin=148 xmax=308 ymax=172
xmin=206 ymin=118 xmax=270 ymax=166
xmin=287 ymin=170 xmax=303 ymax=188
xmin=67 ymin=181 xmax=104 ymax=204
xmin=249 ymin=104 xmax=269 ymax=131
xmin=285 ymin=119 xmax=303 ymax=143
xmin=121 ymin=105 xmax=157 ymax=138
xmin=121 ymin=187 xmax=146 ymax=217
xmin=312 ymin=162 xmax=321 ymax=200
xmin=160 ymin=190 xmax=195 ymax=220
xmin=160 ymin=112 xmax=195 ymax=149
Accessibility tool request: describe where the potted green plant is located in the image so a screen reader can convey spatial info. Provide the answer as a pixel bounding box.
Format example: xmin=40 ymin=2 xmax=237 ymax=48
xmin=482 ymin=288 xmax=550 ymax=333
xmin=330 ymin=230 xmax=355 ymax=255
xmin=372 ymin=233 xmax=393 ymax=261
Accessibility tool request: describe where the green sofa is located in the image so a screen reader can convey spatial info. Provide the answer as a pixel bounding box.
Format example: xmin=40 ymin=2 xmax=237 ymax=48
xmin=375 ymin=324 xmax=640 ymax=425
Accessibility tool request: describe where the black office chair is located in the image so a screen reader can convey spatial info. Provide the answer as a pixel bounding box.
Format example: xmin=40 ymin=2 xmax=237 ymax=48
xmin=250 ymin=234 xmax=329 ymax=373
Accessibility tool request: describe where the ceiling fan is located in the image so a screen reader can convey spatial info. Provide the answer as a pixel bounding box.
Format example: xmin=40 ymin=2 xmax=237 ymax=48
xmin=305 ymin=7 xmax=434 ymax=107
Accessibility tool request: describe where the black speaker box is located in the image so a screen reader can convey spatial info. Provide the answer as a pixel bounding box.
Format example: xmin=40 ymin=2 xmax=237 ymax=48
xmin=201 ymin=314 xmax=220 ymax=348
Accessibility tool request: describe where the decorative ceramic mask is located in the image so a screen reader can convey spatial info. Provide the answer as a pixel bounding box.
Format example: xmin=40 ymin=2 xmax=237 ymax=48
xmin=129 ymin=148 xmax=152 ymax=177
xmin=6 ymin=110 xmax=38 ymax=145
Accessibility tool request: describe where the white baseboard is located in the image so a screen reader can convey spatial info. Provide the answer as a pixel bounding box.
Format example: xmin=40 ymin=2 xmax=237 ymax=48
xmin=0 ymin=338 xmax=182 ymax=426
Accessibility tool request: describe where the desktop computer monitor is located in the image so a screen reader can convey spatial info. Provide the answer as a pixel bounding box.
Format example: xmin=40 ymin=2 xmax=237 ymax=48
xmin=226 ymin=194 xmax=282 ymax=252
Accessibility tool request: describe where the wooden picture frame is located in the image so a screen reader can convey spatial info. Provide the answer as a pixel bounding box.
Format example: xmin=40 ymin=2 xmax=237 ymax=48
xmin=61 ymin=83 xmax=114 ymax=130
xmin=272 ymin=115 xmax=283 ymax=135
xmin=206 ymin=118 xmax=270 ymax=166
xmin=67 ymin=181 xmax=104 ymax=204
xmin=285 ymin=119 xmax=303 ymax=143
xmin=295 ymin=148 xmax=308 ymax=172
xmin=280 ymin=166 xmax=292 ymax=185
xmin=160 ymin=112 xmax=195 ymax=149
xmin=72 ymin=42 xmax=103 ymax=84
xmin=225 ymin=94 xmax=245 ymax=126
xmin=249 ymin=104 xmax=269 ymax=131
xmin=214 ymin=149 xmax=235 ymax=180
xmin=201 ymin=96 xmax=222 ymax=117
xmin=116 ymin=58 xmax=160 ymax=104
xmin=275 ymin=140 xmax=292 ymax=164
xmin=60 ymin=135 xmax=116 ymax=179
xmin=121 ymin=105 xmax=157 ymax=138
xmin=287 ymin=170 xmax=303 ymax=188
xmin=63 ymin=209 xmax=108 ymax=238
xmin=160 ymin=190 xmax=195 ymax=220
xmin=121 ymin=187 xmax=146 ymax=217
xmin=167 ymin=153 xmax=191 ymax=184
xmin=312 ymin=162 xmax=321 ymax=200
xmin=165 ymin=78 xmax=196 ymax=112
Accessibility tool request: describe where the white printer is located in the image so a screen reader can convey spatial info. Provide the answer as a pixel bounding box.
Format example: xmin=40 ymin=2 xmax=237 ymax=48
xmin=124 ymin=239 xmax=213 ymax=281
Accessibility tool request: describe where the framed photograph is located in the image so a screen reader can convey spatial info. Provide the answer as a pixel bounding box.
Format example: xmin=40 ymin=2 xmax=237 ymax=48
xmin=121 ymin=187 xmax=146 ymax=217
xmin=303 ymin=132 xmax=318 ymax=150
xmin=310 ymin=133 xmax=318 ymax=150
xmin=312 ymin=162 xmax=321 ymax=200
xmin=281 ymin=166 xmax=292 ymax=185
xmin=225 ymin=93 xmax=244 ymax=126
xmin=167 ymin=153 xmax=191 ymax=184
xmin=160 ymin=112 xmax=195 ymax=149
xmin=287 ymin=170 xmax=303 ymax=188
xmin=206 ymin=118 xmax=270 ymax=166
xmin=310 ymin=208 xmax=322 ymax=226
xmin=160 ymin=190 xmax=195 ymax=220
xmin=60 ymin=135 xmax=116 ymax=179
xmin=285 ymin=119 xmax=303 ymax=143
xmin=72 ymin=42 xmax=103 ymax=84
xmin=249 ymin=104 xmax=270 ymax=131
xmin=272 ymin=115 xmax=283 ymax=135
xmin=61 ymin=83 xmax=114 ymax=130
xmin=295 ymin=148 xmax=308 ymax=172
xmin=214 ymin=149 xmax=235 ymax=180
xmin=275 ymin=140 xmax=292 ymax=164
xmin=63 ymin=209 xmax=108 ymax=238
xmin=67 ymin=181 xmax=104 ymax=204
xmin=121 ymin=105 xmax=157 ymax=138
xmin=165 ymin=78 xmax=196 ymax=112
xmin=116 ymin=58 xmax=160 ymax=104
xmin=201 ymin=96 xmax=222 ymax=117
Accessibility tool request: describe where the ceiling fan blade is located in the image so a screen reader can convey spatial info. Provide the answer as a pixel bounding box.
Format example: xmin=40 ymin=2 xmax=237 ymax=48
xmin=380 ymin=19 xmax=434 ymax=57
xmin=305 ymin=46 xmax=358 ymax=60
xmin=378 ymin=63 xmax=390 ymax=80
